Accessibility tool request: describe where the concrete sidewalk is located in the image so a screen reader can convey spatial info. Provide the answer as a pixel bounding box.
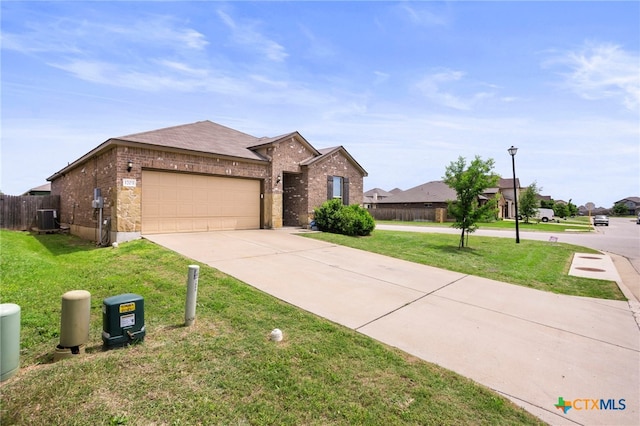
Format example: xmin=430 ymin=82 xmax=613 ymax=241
xmin=145 ymin=229 xmax=639 ymax=425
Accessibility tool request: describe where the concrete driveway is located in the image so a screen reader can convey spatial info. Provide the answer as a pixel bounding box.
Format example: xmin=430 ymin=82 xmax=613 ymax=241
xmin=145 ymin=229 xmax=639 ymax=425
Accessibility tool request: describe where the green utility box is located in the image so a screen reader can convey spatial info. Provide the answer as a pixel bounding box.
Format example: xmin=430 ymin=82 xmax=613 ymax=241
xmin=102 ymin=294 xmax=145 ymax=347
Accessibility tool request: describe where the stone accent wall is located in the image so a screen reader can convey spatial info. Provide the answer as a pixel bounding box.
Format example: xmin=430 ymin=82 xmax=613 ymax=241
xmin=253 ymin=136 xmax=316 ymax=228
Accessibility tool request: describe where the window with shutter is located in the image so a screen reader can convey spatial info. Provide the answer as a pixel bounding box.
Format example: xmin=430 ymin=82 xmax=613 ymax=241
xmin=327 ymin=176 xmax=348 ymax=205
xmin=342 ymin=177 xmax=349 ymax=205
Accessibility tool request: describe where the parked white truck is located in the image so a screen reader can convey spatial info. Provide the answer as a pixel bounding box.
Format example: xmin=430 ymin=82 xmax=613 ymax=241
xmin=535 ymin=208 xmax=555 ymax=222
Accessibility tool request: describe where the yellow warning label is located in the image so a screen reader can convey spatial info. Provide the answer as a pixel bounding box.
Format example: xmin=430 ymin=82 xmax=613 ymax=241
xmin=119 ymin=302 xmax=135 ymax=313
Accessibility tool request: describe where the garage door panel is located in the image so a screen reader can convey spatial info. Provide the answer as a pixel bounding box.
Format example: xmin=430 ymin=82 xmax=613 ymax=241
xmin=142 ymin=171 xmax=260 ymax=234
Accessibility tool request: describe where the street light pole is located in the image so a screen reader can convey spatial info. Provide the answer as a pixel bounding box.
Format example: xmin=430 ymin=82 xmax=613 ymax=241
xmin=508 ymin=146 xmax=520 ymax=244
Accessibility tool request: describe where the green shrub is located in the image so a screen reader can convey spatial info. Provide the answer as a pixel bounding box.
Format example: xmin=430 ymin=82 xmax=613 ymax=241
xmin=314 ymin=199 xmax=375 ymax=236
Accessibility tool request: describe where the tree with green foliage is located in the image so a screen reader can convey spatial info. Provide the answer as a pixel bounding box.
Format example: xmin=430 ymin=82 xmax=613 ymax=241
xmin=518 ymin=182 xmax=540 ymax=223
xmin=554 ymin=203 xmax=569 ymax=219
xmin=567 ymin=199 xmax=578 ymax=217
xmin=443 ymin=156 xmax=499 ymax=248
xmin=540 ymin=199 xmax=555 ymax=209
xmin=611 ymin=202 xmax=629 ymax=216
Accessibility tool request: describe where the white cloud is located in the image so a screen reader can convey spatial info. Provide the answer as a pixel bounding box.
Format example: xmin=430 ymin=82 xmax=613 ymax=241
xmin=216 ymin=10 xmax=288 ymax=62
xmin=1 ymin=14 xmax=208 ymax=54
xmin=297 ymin=24 xmax=335 ymax=60
xmin=546 ymin=42 xmax=640 ymax=111
xmin=397 ymin=4 xmax=450 ymax=27
xmin=373 ymin=71 xmax=390 ymax=85
xmin=157 ymin=60 xmax=209 ymax=77
xmin=415 ymin=69 xmax=494 ymax=110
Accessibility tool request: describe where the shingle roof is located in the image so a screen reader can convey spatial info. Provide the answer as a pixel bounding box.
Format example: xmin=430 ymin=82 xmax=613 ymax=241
xmin=378 ymin=181 xmax=456 ymax=203
xmin=115 ymin=120 xmax=267 ymax=161
xmin=364 ymin=188 xmax=393 ymax=198
xmin=615 ymin=196 xmax=640 ymax=204
xmin=48 ymin=120 xmax=368 ymax=180
xmin=499 ymin=178 xmax=521 ymax=189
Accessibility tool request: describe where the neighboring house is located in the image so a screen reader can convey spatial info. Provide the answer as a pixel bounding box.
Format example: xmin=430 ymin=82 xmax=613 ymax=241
xmin=48 ymin=120 xmax=367 ymax=243
xmin=614 ymin=197 xmax=640 ymax=215
xmin=363 ymin=187 xmax=394 ymax=208
xmin=22 ymin=183 xmax=52 ymax=196
xmin=496 ymin=178 xmax=521 ymax=219
xmin=367 ymin=180 xmax=502 ymax=222
xmin=370 ymin=181 xmax=456 ymax=222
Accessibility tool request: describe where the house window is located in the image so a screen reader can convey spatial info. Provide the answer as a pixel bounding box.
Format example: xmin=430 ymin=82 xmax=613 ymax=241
xmin=327 ymin=175 xmax=350 ymax=205
xmin=333 ymin=176 xmax=343 ymax=199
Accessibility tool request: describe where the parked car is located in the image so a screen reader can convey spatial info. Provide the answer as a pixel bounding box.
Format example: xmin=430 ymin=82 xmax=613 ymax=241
xmin=593 ymin=215 xmax=609 ymax=226
xmin=636 ymin=214 xmax=640 ymax=224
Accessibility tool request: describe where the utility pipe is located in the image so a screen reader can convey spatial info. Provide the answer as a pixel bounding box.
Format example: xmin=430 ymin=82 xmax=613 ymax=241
xmin=185 ymin=265 xmax=199 ymax=326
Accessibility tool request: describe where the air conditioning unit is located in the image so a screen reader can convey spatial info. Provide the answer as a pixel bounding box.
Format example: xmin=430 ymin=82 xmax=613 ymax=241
xmin=37 ymin=209 xmax=58 ymax=230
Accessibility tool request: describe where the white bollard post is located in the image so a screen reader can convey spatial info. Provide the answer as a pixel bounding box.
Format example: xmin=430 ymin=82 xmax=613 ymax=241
xmin=185 ymin=265 xmax=200 ymax=326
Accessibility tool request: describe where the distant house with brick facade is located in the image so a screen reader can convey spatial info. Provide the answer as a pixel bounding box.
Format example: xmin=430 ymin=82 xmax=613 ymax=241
xmin=47 ymin=120 xmax=367 ymax=244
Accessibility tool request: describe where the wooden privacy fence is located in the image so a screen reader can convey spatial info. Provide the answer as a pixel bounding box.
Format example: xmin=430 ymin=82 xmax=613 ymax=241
xmin=0 ymin=195 xmax=61 ymax=231
xmin=369 ymin=207 xmax=450 ymax=223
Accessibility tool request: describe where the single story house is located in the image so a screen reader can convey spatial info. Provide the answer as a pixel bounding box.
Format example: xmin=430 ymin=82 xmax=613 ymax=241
xmin=366 ymin=180 xmax=507 ymax=222
xmin=363 ymin=187 xmax=394 ymax=208
xmin=367 ymin=181 xmax=457 ymax=222
xmin=48 ymin=120 xmax=367 ymax=243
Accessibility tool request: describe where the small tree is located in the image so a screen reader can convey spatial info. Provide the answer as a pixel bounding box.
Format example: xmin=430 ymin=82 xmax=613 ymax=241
xmin=519 ymin=182 xmax=540 ymax=223
xmin=611 ymin=202 xmax=629 ymax=216
xmin=554 ymin=203 xmax=569 ymax=219
xmin=567 ymin=199 xmax=578 ymax=217
xmin=443 ymin=156 xmax=499 ymax=248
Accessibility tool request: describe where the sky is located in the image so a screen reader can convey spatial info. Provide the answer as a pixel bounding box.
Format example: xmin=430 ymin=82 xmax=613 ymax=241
xmin=1 ymin=1 xmax=639 ymax=208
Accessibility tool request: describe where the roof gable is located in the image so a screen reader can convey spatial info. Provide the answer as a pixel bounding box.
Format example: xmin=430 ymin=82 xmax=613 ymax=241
xmin=248 ymin=131 xmax=320 ymax=157
xmin=300 ymin=146 xmax=368 ymax=176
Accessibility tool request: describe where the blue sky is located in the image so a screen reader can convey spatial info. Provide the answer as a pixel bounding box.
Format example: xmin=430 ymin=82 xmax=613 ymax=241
xmin=2 ymin=1 xmax=638 ymax=208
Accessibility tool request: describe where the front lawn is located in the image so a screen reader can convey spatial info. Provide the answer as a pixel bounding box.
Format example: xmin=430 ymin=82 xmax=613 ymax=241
xmin=0 ymin=230 xmax=542 ymax=425
xmin=376 ymin=219 xmax=592 ymax=232
xmin=303 ymin=230 xmax=624 ymax=300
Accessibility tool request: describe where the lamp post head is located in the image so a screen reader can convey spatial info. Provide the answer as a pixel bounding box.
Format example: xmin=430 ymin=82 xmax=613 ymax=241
xmin=508 ymin=146 xmax=518 ymax=156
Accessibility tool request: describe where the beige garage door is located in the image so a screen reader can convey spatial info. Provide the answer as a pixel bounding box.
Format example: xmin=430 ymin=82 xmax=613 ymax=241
xmin=142 ymin=171 xmax=261 ymax=234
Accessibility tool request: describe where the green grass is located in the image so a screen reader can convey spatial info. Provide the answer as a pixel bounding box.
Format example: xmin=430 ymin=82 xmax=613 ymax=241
xmin=376 ymin=218 xmax=592 ymax=232
xmin=0 ymin=230 xmax=542 ymax=425
xmin=302 ymin=230 xmax=624 ymax=300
